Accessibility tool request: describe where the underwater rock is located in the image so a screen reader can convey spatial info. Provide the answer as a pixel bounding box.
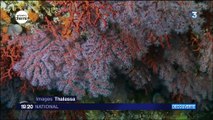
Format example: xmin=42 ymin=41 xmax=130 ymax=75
xmin=8 ymin=24 xmax=23 ymax=35
xmin=0 ymin=1 xmax=6 ymax=9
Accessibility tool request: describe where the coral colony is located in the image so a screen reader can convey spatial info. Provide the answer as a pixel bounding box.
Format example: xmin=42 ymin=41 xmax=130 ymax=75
xmin=0 ymin=1 xmax=213 ymax=119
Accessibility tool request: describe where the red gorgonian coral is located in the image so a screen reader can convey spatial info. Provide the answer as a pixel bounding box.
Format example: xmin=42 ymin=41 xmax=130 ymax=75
xmin=44 ymin=1 xmax=116 ymax=39
xmin=2 ymin=1 xmax=212 ymax=102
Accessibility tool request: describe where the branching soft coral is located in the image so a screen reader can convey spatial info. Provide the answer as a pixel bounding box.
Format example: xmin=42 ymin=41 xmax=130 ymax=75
xmin=111 ymin=1 xmax=206 ymax=48
xmin=45 ymin=1 xmax=116 ymax=39
xmin=158 ymin=33 xmax=212 ymax=102
xmin=3 ymin=1 xmax=212 ymax=102
xmin=0 ymin=40 xmax=22 ymax=85
xmin=8 ymin=27 xmax=136 ymax=99
xmin=0 ymin=8 xmax=11 ymax=24
xmin=199 ymin=32 xmax=213 ymax=74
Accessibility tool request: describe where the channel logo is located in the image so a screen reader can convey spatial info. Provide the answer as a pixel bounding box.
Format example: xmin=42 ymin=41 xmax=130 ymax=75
xmin=172 ymin=104 xmax=196 ymax=110
xmin=15 ymin=10 xmax=28 ymax=24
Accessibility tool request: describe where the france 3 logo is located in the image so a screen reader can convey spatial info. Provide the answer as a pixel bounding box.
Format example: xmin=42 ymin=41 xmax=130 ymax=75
xmin=190 ymin=11 xmax=198 ymax=19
